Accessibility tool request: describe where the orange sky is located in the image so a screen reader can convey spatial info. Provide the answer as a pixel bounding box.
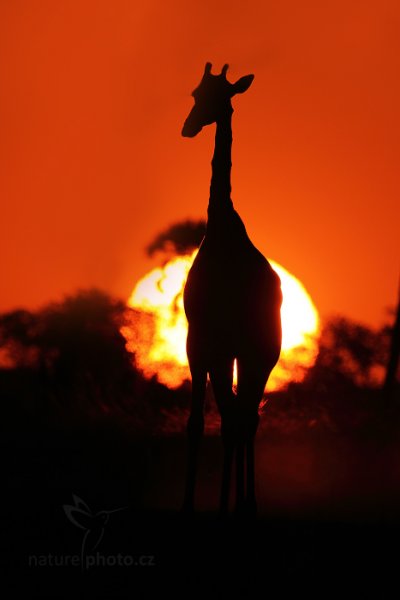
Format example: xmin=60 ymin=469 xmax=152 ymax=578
xmin=1 ymin=0 xmax=399 ymax=328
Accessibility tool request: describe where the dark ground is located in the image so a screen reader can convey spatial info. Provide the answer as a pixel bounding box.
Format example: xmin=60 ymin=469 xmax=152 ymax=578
xmin=2 ymin=414 xmax=400 ymax=597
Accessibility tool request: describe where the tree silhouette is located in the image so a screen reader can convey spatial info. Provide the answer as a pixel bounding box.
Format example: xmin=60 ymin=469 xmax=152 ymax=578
xmin=384 ymin=283 xmax=400 ymax=399
xmin=304 ymin=316 xmax=389 ymax=391
xmin=0 ymin=309 xmax=39 ymax=368
xmin=0 ymin=290 xmax=141 ymax=418
xmin=146 ymin=220 xmax=206 ymax=257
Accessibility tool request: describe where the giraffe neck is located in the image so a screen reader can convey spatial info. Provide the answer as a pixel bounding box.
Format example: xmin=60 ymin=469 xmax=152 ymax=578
xmin=204 ymin=109 xmax=253 ymax=253
xmin=208 ymin=110 xmax=233 ymax=215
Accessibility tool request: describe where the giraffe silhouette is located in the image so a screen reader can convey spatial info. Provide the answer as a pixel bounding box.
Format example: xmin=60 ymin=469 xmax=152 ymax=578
xmin=181 ymin=63 xmax=283 ymax=517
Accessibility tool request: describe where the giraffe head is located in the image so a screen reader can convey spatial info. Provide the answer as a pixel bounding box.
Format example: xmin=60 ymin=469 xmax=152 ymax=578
xmin=182 ymin=63 xmax=254 ymax=138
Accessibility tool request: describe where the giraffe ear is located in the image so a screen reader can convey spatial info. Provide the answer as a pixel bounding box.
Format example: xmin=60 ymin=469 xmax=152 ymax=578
xmin=231 ymin=74 xmax=254 ymax=96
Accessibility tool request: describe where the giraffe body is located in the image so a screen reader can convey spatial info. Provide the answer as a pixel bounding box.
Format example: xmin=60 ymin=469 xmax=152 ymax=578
xmin=184 ymin=215 xmax=281 ymax=368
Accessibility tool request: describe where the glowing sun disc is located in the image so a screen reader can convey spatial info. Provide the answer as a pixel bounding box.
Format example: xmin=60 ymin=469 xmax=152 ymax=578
xmin=123 ymin=251 xmax=319 ymax=391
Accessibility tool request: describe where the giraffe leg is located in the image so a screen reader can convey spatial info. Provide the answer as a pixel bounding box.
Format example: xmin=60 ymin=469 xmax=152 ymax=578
xmin=209 ymin=358 xmax=235 ymax=517
xmin=236 ymin=357 xmax=274 ymax=518
xmin=245 ymin=414 xmax=259 ymax=517
xmin=220 ymin=436 xmax=234 ymax=517
xmin=182 ymin=369 xmax=207 ymax=514
xmin=235 ymin=439 xmax=246 ymax=516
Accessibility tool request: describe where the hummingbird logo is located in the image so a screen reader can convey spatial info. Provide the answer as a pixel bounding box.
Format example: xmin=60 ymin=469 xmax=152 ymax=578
xmin=63 ymin=494 xmax=126 ymax=568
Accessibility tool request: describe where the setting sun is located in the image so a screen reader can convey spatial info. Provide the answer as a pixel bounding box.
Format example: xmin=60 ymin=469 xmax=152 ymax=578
xmin=122 ymin=251 xmax=319 ymax=391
